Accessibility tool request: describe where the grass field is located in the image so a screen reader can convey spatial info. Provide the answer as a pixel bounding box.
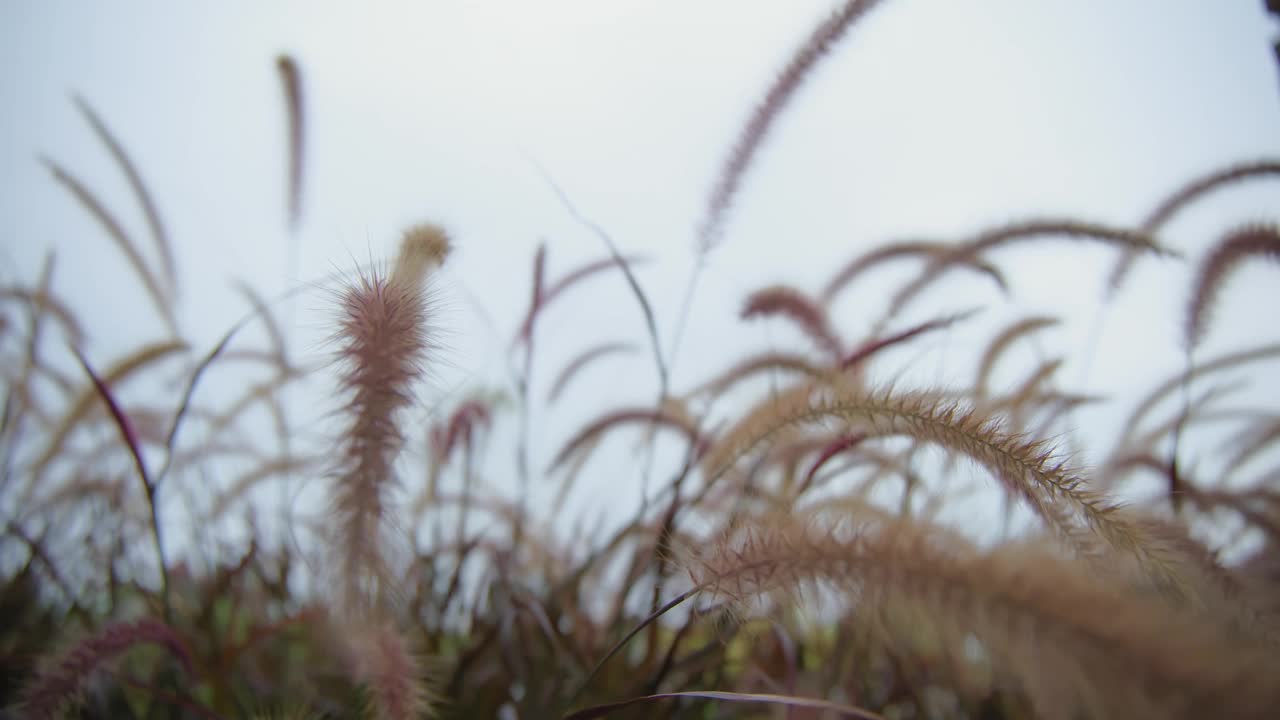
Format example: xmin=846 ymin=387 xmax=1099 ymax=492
xmin=3 ymin=3 xmax=1280 ymax=718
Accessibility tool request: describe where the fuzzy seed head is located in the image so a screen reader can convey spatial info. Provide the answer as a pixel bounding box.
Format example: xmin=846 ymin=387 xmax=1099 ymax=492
xmin=348 ymin=621 xmax=435 ymax=720
xmin=390 ymin=224 xmax=451 ymax=292
xmin=328 ymin=223 xmax=450 ymax=618
xmin=19 ymin=619 xmax=191 ymax=720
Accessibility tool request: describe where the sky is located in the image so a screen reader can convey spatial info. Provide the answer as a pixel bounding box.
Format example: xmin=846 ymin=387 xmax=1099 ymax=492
xmin=3 ymin=1 xmax=1280 ymax=559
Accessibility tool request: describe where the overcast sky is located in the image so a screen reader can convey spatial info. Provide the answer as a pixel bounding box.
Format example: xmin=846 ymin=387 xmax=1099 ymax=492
xmin=4 ymin=2 xmax=1280 ymax=549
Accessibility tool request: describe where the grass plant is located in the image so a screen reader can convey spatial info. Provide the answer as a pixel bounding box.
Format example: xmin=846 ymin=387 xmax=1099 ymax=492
xmin=3 ymin=2 xmax=1279 ymax=718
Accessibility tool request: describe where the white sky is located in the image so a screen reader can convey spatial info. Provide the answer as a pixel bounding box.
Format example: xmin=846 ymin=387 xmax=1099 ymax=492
xmin=3 ymin=1 xmax=1280 ymax=556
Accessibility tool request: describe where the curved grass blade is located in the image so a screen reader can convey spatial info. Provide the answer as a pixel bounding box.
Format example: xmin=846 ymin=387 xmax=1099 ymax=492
xmin=73 ymin=95 xmax=176 ymax=300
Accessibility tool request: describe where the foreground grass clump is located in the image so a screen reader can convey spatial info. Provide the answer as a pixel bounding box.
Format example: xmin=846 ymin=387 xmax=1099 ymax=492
xmin=3 ymin=3 xmax=1280 ymax=719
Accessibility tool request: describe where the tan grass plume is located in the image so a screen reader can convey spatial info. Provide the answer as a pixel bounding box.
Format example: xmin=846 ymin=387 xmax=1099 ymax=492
xmin=682 ymin=512 xmax=1280 ymax=720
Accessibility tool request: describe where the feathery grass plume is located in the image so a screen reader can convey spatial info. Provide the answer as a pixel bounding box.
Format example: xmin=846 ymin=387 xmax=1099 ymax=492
xmin=820 ymin=240 xmax=1008 ymax=306
xmin=883 ymin=218 xmax=1170 ymax=326
xmin=1108 ymin=158 xmax=1280 ymax=294
xmin=1108 ymin=511 xmax=1277 ymax=642
xmin=347 ymin=620 xmax=436 ymax=720
xmin=17 ymin=618 xmax=192 ymax=720
xmin=328 ymin=223 xmax=449 ymax=618
xmin=742 ymin=284 xmax=843 ymax=359
xmin=1067 ymin=460 xmax=1265 ymax=619
xmin=682 ymin=512 xmax=1280 ymax=720
xmin=701 ymin=381 xmax=1163 ymax=569
xmin=1186 ymin=224 xmax=1280 ymax=350
xmin=698 ymin=0 xmax=888 ymax=252
xmin=277 ymin=54 xmax=306 ymax=229
xmin=1142 ymin=159 xmax=1280 ymax=232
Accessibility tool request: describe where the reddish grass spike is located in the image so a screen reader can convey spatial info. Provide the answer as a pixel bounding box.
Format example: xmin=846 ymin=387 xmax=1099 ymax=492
xmin=331 ymin=270 xmax=423 ymax=610
xmin=277 ymin=55 xmax=306 ymax=228
xmin=742 ymin=285 xmax=842 ymax=359
xmin=841 ymin=308 xmax=979 ymax=370
xmin=350 ymin=622 xmax=434 ymax=720
xmin=699 ymin=0 xmax=889 ymax=252
xmin=329 ymin=224 xmax=449 ymax=617
xmin=19 ymin=618 xmax=192 ymax=720
xmin=1186 ymin=224 xmax=1280 ymax=350
xmin=515 ymin=242 xmax=547 ymax=346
